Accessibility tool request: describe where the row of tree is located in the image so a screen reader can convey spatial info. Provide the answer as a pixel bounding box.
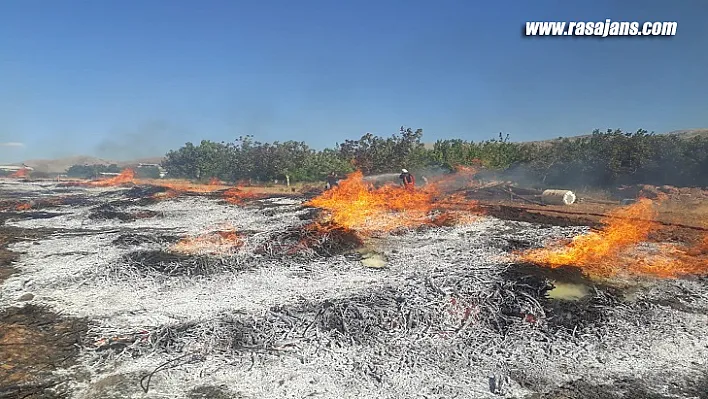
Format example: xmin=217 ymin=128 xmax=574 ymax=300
xmin=159 ymin=127 xmax=707 ymax=188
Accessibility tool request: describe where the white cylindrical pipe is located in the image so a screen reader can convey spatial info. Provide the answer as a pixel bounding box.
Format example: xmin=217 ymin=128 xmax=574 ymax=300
xmin=541 ymin=189 xmax=577 ymax=205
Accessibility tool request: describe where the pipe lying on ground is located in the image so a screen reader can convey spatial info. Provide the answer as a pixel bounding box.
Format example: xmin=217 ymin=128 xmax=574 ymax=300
xmin=541 ymin=189 xmax=577 ymax=205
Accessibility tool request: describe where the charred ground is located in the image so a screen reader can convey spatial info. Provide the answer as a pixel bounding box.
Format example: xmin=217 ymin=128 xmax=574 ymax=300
xmin=0 ymin=178 xmax=706 ymax=399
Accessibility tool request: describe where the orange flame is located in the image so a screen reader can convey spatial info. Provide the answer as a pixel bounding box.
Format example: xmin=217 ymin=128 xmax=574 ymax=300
xmin=16 ymin=203 xmax=32 ymax=211
xmin=151 ymin=190 xmax=180 ymax=200
xmin=223 ymin=187 xmax=261 ymax=204
xmin=87 ymin=169 xmax=136 ymax=187
xmin=306 ymin=171 xmax=435 ymax=233
xmin=306 ymin=170 xmax=480 ymax=234
xmin=81 ymin=169 xmax=230 ymax=197
xmin=9 ymin=168 xmax=30 ymax=179
xmin=428 ymin=165 xmax=481 ymax=191
xmin=520 ymin=199 xmax=708 ymax=278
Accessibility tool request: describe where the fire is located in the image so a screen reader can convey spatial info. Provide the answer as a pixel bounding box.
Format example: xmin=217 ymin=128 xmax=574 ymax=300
xmin=223 ymin=187 xmax=262 ymax=204
xmin=307 ymin=171 xmax=435 ymax=232
xmin=88 ymin=169 xmax=136 ymax=187
xmin=9 ymin=168 xmax=30 ymax=179
xmin=81 ymin=169 xmax=231 ymax=197
xmin=16 ymin=203 xmax=32 ymax=211
xmin=306 ymin=170 xmax=479 ymax=233
xmin=520 ymin=199 xmax=708 ymax=278
xmin=72 ymin=168 xmax=264 ymax=205
xmin=641 ymin=237 xmax=708 ymax=278
xmin=694 ymin=235 xmax=708 ymax=255
xmin=427 ymin=165 xmax=480 ymax=191
xmin=171 ymin=229 xmax=243 ymax=255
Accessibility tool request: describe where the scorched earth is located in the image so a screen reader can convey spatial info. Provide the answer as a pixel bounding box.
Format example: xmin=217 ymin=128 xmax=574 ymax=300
xmin=0 ymin=175 xmax=707 ymax=399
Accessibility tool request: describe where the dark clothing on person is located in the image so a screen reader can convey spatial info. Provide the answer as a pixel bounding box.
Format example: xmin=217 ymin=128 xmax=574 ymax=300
xmin=399 ymin=172 xmax=415 ymax=188
xmin=326 ymin=174 xmax=339 ymax=190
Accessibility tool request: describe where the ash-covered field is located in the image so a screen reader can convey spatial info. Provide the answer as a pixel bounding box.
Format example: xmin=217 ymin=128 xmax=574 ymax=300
xmin=1 ymin=180 xmax=707 ymax=399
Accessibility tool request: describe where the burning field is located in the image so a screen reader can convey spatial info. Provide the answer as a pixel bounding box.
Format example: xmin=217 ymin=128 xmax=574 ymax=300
xmin=1 ymin=171 xmax=707 ymax=399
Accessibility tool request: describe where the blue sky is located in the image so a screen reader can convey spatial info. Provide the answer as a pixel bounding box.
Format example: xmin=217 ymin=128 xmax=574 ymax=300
xmin=1 ymin=0 xmax=707 ymax=162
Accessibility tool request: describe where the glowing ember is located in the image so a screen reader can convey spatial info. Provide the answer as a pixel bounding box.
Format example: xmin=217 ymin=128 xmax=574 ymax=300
xmin=8 ymin=168 xmax=30 ymax=179
xmin=520 ymin=199 xmax=708 ymax=278
xmin=16 ymin=203 xmax=32 ymax=211
xmin=223 ymin=188 xmax=261 ymax=205
xmin=171 ymin=230 xmax=243 ymax=255
xmin=151 ymin=190 xmax=180 ymax=200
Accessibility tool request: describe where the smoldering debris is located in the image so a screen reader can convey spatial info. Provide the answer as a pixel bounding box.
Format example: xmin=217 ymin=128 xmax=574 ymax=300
xmin=88 ymin=204 xmax=162 ymax=222
xmin=123 ymin=185 xmax=169 ymax=199
xmin=497 ymin=263 xmax=624 ymax=332
xmin=187 ymin=385 xmax=239 ymax=399
xmin=119 ymin=249 xmax=252 ymax=277
xmin=103 ymin=261 xmax=623 ymax=360
xmin=297 ymin=207 xmax=322 ymax=221
xmin=255 ymin=222 xmax=363 ymax=258
xmin=112 ymin=232 xmax=181 ymax=247
xmin=0 ymin=211 xmax=65 ymax=224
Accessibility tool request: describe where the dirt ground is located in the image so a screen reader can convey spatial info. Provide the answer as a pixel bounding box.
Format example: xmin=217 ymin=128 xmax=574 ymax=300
xmin=481 ymin=199 xmax=707 ymax=246
xmin=0 ymin=305 xmax=87 ymax=399
xmin=0 ymin=214 xmax=88 ymax=399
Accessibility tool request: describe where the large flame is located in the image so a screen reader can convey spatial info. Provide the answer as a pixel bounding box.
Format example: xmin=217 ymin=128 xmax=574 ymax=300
xmin=306 ymin=171 xmax=435 ymax=232
xmin=306 ymin=170 xmax=480 ymax=234
xmin=520 ymin=198 xmax=708 ymax=278
xmin=88 ymin=169 xmax=136 ymax=187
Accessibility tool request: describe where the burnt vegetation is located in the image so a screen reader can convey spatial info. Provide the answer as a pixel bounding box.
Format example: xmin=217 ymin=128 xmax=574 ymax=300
xmin=499 ymin=263 xmax=624 ymax=333
xmin=255 ymin=222 xmax=363 ymax=258
xmin=120 ymin=250 xmax=248 ymax=277
xmin=88 ymin=203 xmax=162 ymax=222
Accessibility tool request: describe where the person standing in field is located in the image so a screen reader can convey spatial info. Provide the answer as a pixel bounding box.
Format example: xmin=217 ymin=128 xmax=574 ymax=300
xmin=325 ymin=172 xmax=339 ymax=190
xmin=399 ymin=169 xmax=415 ymax=190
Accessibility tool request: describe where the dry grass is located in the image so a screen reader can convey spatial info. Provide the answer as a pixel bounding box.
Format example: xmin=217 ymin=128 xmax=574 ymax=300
xmin=655 ymin=199 xmax=708 ymax=228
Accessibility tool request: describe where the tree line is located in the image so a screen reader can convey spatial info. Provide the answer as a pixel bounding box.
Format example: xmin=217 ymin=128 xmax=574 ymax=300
xmin=156 ymin=127 xmax=707 ymax=188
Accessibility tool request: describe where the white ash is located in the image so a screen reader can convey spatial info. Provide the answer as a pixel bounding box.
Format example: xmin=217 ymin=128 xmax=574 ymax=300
xmin=2 ymin=185 xmax=708 ymax=398
xmin=7 ymin=196 xmax=307 ymax=235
